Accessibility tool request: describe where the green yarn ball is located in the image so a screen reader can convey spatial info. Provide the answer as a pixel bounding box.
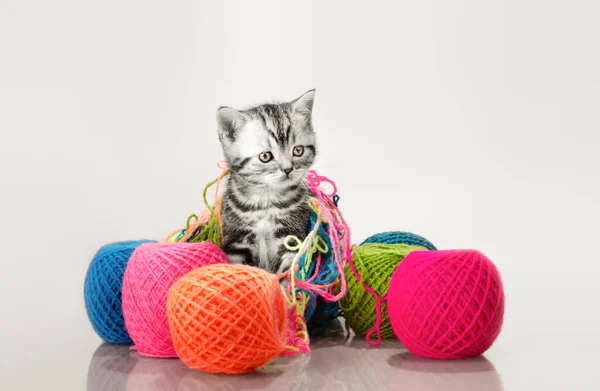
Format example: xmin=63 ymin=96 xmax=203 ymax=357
xmin=340 ymin=243 xmax=427 ymax=339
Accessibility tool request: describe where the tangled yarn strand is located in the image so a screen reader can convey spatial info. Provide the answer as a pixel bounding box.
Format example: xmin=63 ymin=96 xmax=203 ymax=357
xmin=164 ymin=166 xmax=352 ymax=357
xmin=344 ymin=241 xmax=411 ymax=347
xmin=280 ymin=170 xmax=352 ymax=355
xmin=279 ymin=215 xmax=324 ymax=355
xmin=348 ymin=245 xmax=386 ymax=346
xmin=164 ymin=162 xmax=229 ymax=246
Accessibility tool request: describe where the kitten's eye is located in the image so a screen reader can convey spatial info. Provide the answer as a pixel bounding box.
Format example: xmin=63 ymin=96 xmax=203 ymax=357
xmin=293 ymin=145 xmax=304 ymax=157
xmin=259 ymin=151 xmax=274 ymax=163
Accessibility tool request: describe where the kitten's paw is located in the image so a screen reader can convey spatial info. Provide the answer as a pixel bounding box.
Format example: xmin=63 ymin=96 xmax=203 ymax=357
xmin=227 ymin=253 xmax=246 ymax=265
xmin=279 ymin=278 xmax=289 ymax=292
xmin=277 ymin=252 xmax=296 ymax=274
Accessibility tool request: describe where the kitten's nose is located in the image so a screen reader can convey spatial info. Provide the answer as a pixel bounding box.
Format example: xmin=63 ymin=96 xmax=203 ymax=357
xmin=283 ymin=167 xmax=293 ymax=176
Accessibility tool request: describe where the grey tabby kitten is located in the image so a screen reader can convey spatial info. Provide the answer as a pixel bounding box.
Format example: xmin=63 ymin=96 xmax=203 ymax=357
xmin=217 ymin=90 xmax=317 ymax=274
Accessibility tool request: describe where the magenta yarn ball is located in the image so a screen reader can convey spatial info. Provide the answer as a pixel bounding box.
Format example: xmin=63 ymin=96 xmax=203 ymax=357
xmin=387 ymin=250 xmax=505 ymax=359
xmin=122 ymin=242 xmax=230 ymax=358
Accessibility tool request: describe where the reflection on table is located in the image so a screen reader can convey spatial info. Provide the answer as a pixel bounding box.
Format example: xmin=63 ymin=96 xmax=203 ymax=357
xmin=87 ymin=320 xmax=502 ymax=391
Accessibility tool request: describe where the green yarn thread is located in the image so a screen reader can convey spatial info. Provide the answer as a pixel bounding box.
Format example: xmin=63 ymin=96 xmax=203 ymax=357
xmin=168 ymin=171 xmax=229 ymax=247
xmin=340 ymin=243 xmax=427 ymax=339
xmin=196 ymin=171 xmax=227 ymax=247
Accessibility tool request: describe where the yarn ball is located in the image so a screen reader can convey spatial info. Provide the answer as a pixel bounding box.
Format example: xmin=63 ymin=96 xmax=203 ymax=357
xmin=361 ymin=231 xmax=437 ymax=250
xmin=122 ymin=242 xmax=230 ymax=358
xmin=339 ymin=243 xmax=427 ymax=339
xmin=167 ymin=264 xmax=288 ymax=374
xmin=84 ymin=240 xmax=153 ymax=344
xmin=388 ymin=250 xmax=505 ymax=359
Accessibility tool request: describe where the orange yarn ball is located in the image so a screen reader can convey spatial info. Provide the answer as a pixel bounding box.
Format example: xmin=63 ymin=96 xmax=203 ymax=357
xmin=167 ymin=264 xmax=288 ymax=374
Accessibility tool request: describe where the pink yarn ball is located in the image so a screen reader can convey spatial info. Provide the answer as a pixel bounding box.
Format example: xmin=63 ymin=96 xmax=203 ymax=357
xmin=122 ymin=242 xmax=230 ymax=357
xmin=387 ymin=250 xmax=505 ymax=359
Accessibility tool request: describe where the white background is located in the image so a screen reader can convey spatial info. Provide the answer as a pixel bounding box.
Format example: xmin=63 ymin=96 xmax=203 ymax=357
xmin=1 ymin=1 xmax=599 ymax=390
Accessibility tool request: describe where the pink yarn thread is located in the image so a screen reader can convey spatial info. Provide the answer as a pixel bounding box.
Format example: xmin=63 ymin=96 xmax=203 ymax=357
xmin=306 ymin=166 xmax=391 ymax=347
xmin=281 ymin=170 xmax=352 ymax=355
xmin=366 ymin=295 xmax=387 ymax=347
xmin=387 ymin=250 xmax=505 ymax=359
xmin=344 ymin=249 xmax=391 ymax=346
xmin=303 ymin=170 xmax=350 ymax=302
xmin=346 ymin=251 xmax=389 ymax=347
xmin=122 ymin=242 xmax=230 ymax=357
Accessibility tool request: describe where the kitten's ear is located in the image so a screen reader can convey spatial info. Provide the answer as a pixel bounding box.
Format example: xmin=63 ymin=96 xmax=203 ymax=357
xmin=290 ymin=89 xmax=315 ymax=115
xmin=217 ymin=106 xmax=247 ymax=141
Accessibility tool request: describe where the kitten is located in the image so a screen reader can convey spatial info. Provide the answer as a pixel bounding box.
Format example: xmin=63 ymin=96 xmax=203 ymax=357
xmin=217 ymin=90 xmax=317 ymax=274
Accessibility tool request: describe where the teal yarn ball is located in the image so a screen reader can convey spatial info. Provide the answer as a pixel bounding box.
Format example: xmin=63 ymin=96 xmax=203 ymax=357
xmin=84 ymin=240 xmax=153 ymax=344
xmin=361 ymin=231 xmax=437 ymax=251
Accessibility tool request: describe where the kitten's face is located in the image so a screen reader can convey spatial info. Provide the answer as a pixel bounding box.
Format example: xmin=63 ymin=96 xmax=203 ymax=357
xmin=217 ymin=90 xmax=317 ymax=188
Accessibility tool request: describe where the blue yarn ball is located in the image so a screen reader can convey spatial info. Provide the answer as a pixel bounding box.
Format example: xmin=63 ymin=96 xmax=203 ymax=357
xmin=361 ymin=231 xmax=437 ymax=251
xmin=84 ymin=240 xmax=153 ymax=344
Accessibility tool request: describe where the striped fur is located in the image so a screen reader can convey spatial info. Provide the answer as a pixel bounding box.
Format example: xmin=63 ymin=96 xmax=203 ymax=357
xmin=217 ymin=90 xmax=317 ymax=273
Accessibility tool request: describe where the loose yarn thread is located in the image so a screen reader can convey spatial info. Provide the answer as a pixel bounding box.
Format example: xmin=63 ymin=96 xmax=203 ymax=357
xmin=340 ymin=243 xmax=427 ymax=346
xmin=280 ymin=170 xmax=351 ymax=355
xmin=165 ymin=161 xmax=229 ymax=246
